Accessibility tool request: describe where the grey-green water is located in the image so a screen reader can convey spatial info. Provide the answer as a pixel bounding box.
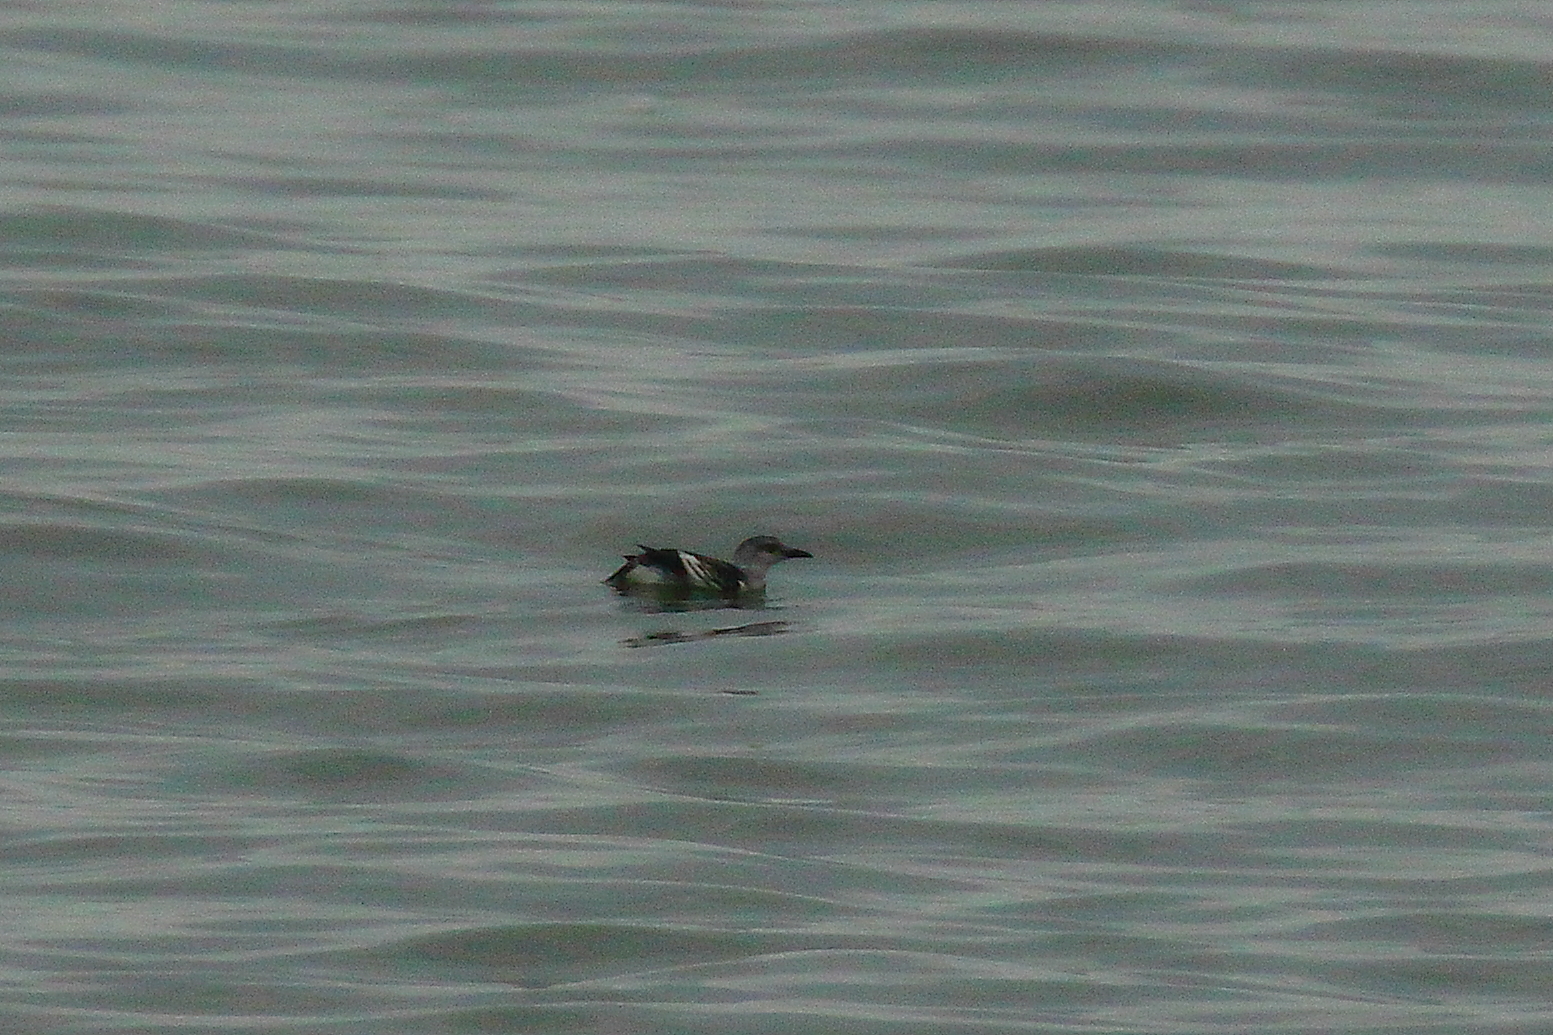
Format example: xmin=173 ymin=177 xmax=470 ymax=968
xmin=6 ymin=2 xmax=1553 ymax=1032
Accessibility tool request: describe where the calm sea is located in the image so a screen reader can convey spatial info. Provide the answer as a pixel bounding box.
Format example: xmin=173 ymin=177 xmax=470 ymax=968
xmin=5 ymin=2 xmax=1553 ymax=1032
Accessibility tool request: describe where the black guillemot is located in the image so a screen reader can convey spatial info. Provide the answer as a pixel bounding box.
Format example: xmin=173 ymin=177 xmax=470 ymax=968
xmin=605 ymin=536 xmax=813 ymax=597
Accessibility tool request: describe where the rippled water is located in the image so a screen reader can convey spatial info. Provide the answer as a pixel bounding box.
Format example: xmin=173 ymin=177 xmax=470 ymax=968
xmin=6 ymin=2 xmax=1553 ymax=1032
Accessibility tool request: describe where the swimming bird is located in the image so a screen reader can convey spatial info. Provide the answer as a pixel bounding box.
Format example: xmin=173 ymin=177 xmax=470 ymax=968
xmin=604 ymin=535 xmax=813 ymax=597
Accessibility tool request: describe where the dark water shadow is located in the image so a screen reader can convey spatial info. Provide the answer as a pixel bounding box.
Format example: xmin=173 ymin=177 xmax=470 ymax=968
xmin=623 ymin=620 xmax=792 ymax=649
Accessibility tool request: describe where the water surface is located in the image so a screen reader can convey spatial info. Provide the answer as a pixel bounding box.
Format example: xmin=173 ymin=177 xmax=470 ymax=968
xmin=5 ymin=2 xmax=1553 ymax=1032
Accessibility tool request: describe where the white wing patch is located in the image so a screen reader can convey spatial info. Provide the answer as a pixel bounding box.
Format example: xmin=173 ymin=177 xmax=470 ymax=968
xmin=679 ymin=551 xmax=719 ymax=589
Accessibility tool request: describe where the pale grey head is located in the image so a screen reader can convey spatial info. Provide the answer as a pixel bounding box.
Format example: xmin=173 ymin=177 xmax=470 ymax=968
xmin=730 ymin=535 xmax=813 ymax=588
